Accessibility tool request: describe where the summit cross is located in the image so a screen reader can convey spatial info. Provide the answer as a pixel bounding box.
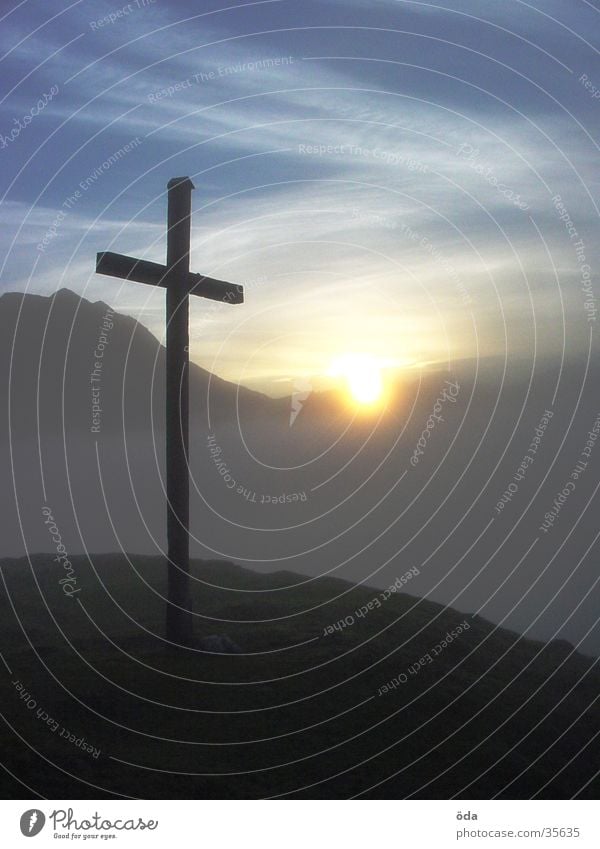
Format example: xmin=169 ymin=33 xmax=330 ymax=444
xmin=95 ymin=177 xmax=244 ymax=645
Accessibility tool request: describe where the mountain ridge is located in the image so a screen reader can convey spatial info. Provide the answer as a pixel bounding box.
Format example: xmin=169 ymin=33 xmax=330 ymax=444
xmin=0 ymin=286 xmax=280 ymax=437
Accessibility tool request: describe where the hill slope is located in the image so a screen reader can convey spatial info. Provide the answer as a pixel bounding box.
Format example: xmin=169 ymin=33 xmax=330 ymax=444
xmin=0 ymin=555 xmax=597 ymax=799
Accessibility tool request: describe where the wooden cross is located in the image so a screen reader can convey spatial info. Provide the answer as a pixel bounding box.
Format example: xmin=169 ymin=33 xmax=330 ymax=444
xmin=95 ymin=177 xmax=244 ymax=646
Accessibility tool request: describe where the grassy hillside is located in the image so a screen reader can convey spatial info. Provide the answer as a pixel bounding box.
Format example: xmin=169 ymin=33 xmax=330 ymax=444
xmin=0 ymin=555 xmax=598 ymax=799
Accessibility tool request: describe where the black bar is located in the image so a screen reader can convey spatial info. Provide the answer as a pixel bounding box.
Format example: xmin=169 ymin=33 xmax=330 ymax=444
xmin=95 ymin=252 xmax=169 ymax=286
xmin=165 ymin=177 xmax=194 ymax=647
xmin=96 ymin=252 xmax=243 ymax=304
xmin=189 ymin=274 xmax=244 ymax=304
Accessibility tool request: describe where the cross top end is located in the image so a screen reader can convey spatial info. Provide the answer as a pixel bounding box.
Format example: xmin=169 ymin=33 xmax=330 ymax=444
xmin=95 ymin=177 xmax=244 ymax=303
xmin=167 ymin=176 xmax=195 ymax=190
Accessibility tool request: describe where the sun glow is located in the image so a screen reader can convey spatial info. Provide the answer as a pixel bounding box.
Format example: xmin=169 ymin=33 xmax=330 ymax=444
xmin=328 ymin=353 xmax=386 ymax=406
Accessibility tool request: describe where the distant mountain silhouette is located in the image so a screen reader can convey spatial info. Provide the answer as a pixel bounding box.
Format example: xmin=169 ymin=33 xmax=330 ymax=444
xmin=0 ymin=288 xmax=279 ymax=439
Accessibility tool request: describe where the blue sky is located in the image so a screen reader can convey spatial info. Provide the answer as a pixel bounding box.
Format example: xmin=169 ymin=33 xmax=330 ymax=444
xmin=1 ymin=0 xmax=599 ymax=392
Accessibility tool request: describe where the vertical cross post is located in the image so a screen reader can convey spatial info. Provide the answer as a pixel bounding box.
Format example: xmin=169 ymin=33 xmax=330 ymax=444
xmin=95 ymin=177 xmax=244 ymax=648
xmin=165 ymin=177 xmax=193 ymax=645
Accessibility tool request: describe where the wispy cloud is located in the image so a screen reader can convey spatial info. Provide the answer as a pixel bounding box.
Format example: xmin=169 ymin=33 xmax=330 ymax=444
xmin=1 ymin=0 xmax=598 ymax=390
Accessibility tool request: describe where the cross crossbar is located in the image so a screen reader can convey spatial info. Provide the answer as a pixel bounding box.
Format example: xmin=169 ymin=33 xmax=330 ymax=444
xmin=96 ymin=251 xmax=244 ymax=304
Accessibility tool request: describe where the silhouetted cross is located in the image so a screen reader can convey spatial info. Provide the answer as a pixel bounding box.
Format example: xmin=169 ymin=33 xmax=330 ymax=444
xmin=95 ymin=177 xmax=244 ymax=645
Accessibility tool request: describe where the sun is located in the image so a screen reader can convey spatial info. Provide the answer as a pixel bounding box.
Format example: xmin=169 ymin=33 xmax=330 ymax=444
xmin=328 ymin=353 xmax=385 ymax=406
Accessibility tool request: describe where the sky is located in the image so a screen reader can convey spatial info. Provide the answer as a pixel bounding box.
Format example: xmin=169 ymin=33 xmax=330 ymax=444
xmin=0 ymin=0 xmax=599 ymax=394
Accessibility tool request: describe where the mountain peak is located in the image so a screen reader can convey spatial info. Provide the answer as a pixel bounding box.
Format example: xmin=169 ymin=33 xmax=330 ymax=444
xmin=52 ymin=288 xmax=114 ymax=313
xmin=52 ymin=287 xmax=85 ymax=303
